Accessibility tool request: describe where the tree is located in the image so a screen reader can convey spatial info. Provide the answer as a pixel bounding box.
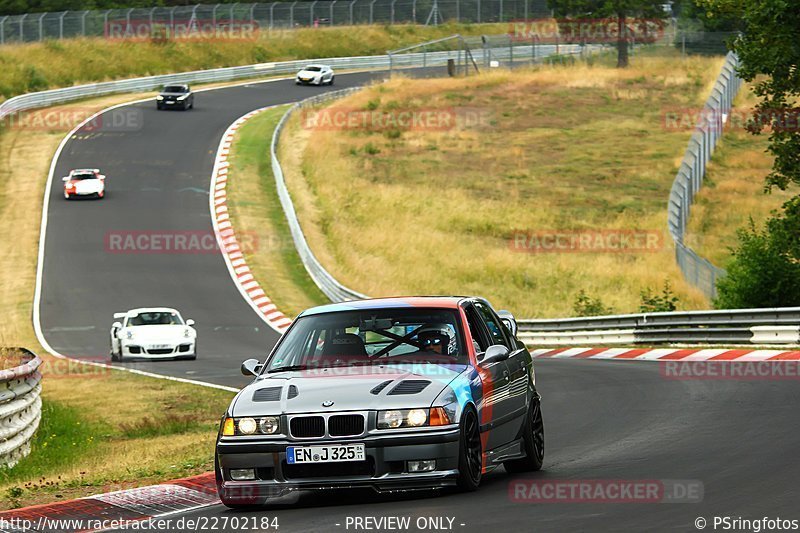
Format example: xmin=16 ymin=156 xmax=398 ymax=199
xmin=547 ymin=0 xmax=668 ymax=67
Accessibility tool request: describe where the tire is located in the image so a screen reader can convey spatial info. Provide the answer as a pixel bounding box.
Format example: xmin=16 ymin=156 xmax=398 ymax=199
xmin=456 ymin=408 xmax=482 ymax=491
xmin=503 ymin=398 xmax=544 ymax=473
xmin=110 ymin=342 xmax=121 ymax=362
xmin=157 ymin=104 xmax=162 ymax=110
xmin=329 ymin=75 xmax=335 ymax=86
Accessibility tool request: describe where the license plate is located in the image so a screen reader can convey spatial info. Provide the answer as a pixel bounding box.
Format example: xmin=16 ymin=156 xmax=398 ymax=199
xmin=286 ymin=444 xmax=365 ymax=464
xmin=149 ymin=344 xmax=171 ymax=349
xmin=166 ymin=101 xmax=175 ymax=104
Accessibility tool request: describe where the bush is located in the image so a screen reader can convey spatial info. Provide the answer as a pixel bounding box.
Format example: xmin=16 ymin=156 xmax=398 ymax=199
xmin=639 ymin=280 xmax=679 ymax=313
xmin=572 ymin=290 xmax=613 ymax=317
xmin=715 ymin=215 xmax=800 ymax=308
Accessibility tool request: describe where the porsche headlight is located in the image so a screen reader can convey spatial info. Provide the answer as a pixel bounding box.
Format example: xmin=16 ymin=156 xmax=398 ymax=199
xmin=156 ymin=95 xmax=164 ymax=100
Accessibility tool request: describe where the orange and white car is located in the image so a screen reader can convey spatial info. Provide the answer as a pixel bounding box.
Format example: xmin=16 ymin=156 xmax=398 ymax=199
xmin=62 ymin=168 xmax=105 ymax=200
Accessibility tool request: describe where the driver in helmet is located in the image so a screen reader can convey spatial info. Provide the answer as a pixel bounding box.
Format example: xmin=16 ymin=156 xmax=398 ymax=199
xmin=416 ymin=325 xmax=454 ymax=355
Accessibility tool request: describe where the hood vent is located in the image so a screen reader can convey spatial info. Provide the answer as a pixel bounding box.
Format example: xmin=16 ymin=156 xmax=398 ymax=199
xmin=252 ymin=387 xmax=282 ymax=402
xmin=370 ymin=380 xmax=393 ymax=395
xmin=387 ymin=379 xmax=430 ymax=395
xmin=288 ymin=385 xmax=299 ymax=399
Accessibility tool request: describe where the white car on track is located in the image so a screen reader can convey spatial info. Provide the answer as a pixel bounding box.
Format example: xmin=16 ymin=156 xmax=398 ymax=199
xmin=62 ymin=168 xmax=105 ymax=200
xmin=295 ymin=64 xmax=335 ymax=86
xmin=110 ymin=307 xmax=197 ymax=361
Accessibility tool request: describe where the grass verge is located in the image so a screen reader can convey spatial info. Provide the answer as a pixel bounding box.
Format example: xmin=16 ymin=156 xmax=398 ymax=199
xmin=225 ymin=105 xmax=328 ymax=316
xmin=0 ymin=92 xmax=235 ymax=510
xmin=278 ymin=50 xmax=726 ymax=317
xmin=685 ymin=85 xmax=791 ymax=267
xmin=1 ymin=23 xmax=507 ymax=100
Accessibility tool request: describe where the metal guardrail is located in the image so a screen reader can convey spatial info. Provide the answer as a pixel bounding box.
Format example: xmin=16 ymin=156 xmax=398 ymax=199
xmin=0 ymin=0 xmax=552 ymax=44
xmin=668 ymin=51 xmax=743 ymax=299
xmin=0 ymin=348 xmax=42 ymax=468
xmin=518 ymin=307 xmax=800 ymax=346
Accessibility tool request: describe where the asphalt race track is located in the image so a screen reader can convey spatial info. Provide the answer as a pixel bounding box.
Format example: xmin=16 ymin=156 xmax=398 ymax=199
xmin=38 ymin=72 xmax=383 ymax=388
xmin=127 ymin=359 xmax=800 ymax=532
xmin=35 ymin=71 xmax=800 ymax=531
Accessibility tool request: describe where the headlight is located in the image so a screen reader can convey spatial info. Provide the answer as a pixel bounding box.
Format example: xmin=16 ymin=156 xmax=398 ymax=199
xmin=259 ymin=416 xmax=279 ymax=434
xmin=177 ymin=95 xmax=187 ymax=100
xmin=377 ymin=408 xmax=451 ymax=429
xmin=221 ymin=416 xmax=281 ymax=436
xmin=65 ymin=182 xmax=74 ymax=188
xmin=238 ymin=417 xmax=257 ymax=435
xmin=157 ymin=95 xmax=164 ymax=100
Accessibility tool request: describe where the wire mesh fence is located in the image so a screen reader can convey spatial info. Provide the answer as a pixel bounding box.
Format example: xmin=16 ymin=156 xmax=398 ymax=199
xmin=0 ymin=0 xmax=553 ymax=43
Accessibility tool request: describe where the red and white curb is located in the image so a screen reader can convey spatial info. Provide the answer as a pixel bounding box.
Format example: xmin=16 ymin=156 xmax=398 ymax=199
xmin=210 ymin=107 xmax=293 ymax=334
xmin=0 ymin=473 xmax=218 ymax=532
xmin=530 ymin=347 xmax=800 ymax=361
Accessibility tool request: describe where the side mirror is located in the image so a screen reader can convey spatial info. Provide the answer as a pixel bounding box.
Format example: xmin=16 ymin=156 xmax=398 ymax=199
xmin=497 ymin=310 xmax=518 ymax=337
xmin=186 ymin=319 xmax=195 ymax=327
xmin=480 ymin=345 xmax=510 ymax=366
xmin=61 ymin=176 xmax=70 ymax=182
xmin=241 ymin=358 xmax=263 ymax=377
xmin=111 ymin=321 xmax=122 ymax=330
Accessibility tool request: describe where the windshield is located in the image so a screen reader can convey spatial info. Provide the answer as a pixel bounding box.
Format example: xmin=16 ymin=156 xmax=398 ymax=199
xmin=126 ymin=312 xmax=183 ymax=326
xmin=162 ymin=85 xmax=187 ymax=93
xmin=70 ymin=172 xmax=95 ymax=180
xmin=303 ymin=66 xmax=322 ymax=72
xmin=265 ymin=308 xmax=466 ymax=372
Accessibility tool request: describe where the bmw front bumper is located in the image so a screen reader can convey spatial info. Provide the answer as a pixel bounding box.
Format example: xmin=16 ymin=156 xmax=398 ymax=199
xmin=216 ymin=428 xmax=460 ymax=504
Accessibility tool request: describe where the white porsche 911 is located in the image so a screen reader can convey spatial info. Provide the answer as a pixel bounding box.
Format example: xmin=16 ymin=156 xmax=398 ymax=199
xmin=63 ymin=168 xmax=105 ymax=200
xmin=295 ymin=64 xmax=334 ymax=86
xmin=110 ymin=307 xmax=196 ymax=361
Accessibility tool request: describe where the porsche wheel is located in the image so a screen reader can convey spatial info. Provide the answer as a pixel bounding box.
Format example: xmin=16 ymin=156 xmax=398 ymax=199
xmin=504 ymin=398 xmax=544 ymax=473
xmin=456 ymin=408 xmax=482 ymax=491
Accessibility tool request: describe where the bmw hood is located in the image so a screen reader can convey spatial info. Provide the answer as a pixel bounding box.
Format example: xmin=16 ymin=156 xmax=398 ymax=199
xmin=231 ymin=363 xmax=469 ymax=416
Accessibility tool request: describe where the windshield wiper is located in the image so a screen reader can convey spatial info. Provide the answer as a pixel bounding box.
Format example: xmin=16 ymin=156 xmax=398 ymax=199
xmin=267 ymin=365 xmax=310 ymax=373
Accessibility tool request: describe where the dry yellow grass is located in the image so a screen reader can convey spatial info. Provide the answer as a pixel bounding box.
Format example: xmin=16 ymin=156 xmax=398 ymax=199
xmin=280 ymin=53 xmax=724 ymax=317
xmin=685 ymin=85 xmax=791 ymax=266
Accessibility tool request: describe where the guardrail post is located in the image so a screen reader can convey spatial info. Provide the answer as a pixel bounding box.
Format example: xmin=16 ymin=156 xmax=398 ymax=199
xmin=390 ymin=0 xmax=396 ymax=24
xmin=456 ymin=0 xmax=460 ymax=23
xmin=269 ymin=3 xmax=275 ymax=30
xmin=369 ymin=0 xmax=376 ymax=24
xmin=310 ymin=0 xmax=318 ymax=25
xmin=19 ymin=13 xmax=26 ymax=41
xmin=499 ymin=0 xmax=503 ymax=22
xmin=290 ymin=1 xmax=296 ymax=27
xmin=412 ymin=0 xmax=417 ymax=23
xmin=1 ymin=16 xmax=7 ymax=44
xmin=350 ymin=0 xmax=357 ymax=25
xmin=58 ymin=11 xmax=66 ymax=39
xmin=213 ymin=4 xmax=219 ymax=27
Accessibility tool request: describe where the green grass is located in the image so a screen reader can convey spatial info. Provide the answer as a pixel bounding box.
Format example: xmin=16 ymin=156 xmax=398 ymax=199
xmin=0 ymin=399 xmax=100 ymax=491
xmin=0 ymin=23 xmax=508 ymax=100
xmin=225 ymin=105 xmax=328 ymax=316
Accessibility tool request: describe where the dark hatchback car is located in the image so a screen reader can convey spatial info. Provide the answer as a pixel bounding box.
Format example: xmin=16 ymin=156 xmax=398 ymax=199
xmin=156 ymin=84 xmax=194 ymax=110
xmin=215 ymin=296 xmax=544 ymax=507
